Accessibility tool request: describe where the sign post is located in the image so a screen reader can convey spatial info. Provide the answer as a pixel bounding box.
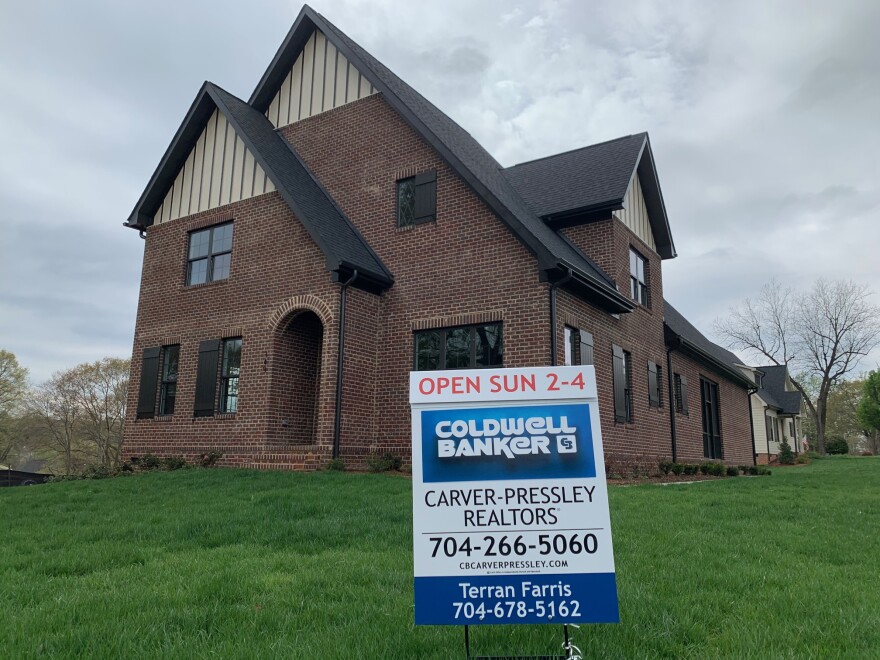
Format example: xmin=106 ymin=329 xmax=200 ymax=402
xmin=410 ymin=366 xmax=619 ymax=651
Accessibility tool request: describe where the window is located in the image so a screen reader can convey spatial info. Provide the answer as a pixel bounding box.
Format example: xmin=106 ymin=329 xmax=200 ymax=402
xmin=414 ymin=323 xmax=503 ymax=370
xmin=754 ymin=371 xmax=763 ymax=388
xmin=564 ymin=326 xmax=576 ymax=366
xmin=701 ymin=377 xmax=722 ymax=459
xmin=397 ymin=171 xmax=437 ymax=227
xmin=159 ymin=345 xmax=179 ymax=415
xmin=563 ymin=326 xmax=593 ymax=366
xmin=187 ymin=222 xmax=234 ymax=285
xmin=674 ymin=373 xmax=689 ymax=415
xmin=220 ymin=338 xmax=242 ymax=413
xmin=612 ymin=345 xmax=633 ymax=423
xmin=629 ymin=248 xmax=648 ymax=306
xmin=648 ymin=361 xmax=662 ymax=407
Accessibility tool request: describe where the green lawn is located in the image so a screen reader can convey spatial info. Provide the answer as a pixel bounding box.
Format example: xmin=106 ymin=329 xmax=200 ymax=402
xmin=1 ymin=458 xmax=878 ymax=658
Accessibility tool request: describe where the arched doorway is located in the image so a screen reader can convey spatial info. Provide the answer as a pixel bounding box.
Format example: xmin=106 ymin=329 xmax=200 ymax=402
xmin=269 ymin=310 xmax=324 ymax=445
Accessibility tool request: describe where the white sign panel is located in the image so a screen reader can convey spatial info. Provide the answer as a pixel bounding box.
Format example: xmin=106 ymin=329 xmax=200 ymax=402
xmin=411 ymin=366 xmax=619 ymax=625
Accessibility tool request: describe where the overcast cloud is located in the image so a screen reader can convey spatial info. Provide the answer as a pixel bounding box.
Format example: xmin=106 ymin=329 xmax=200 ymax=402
xmin=1 ymin=0 xmax=878 ymax=383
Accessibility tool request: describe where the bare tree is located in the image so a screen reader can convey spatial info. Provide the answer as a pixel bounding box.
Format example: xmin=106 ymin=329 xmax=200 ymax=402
xmin=68 ymin=358 xmax=129 ymax=468
xmin=716 ymin=279 xmax=880 ymax=453
xmin=28 ymin=372 xmax=81 ymax=475
xmin=0 ymin=350 xmax=29 ymax=464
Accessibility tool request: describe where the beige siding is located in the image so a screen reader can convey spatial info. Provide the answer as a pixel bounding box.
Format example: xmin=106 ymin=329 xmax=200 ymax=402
xmin=153 ymin=109 xmax=273 ymax=225
xmin=616 ymin=174 xmax=656 ymax=251
xmin=266 ymin=29 xmax=377 ymax=128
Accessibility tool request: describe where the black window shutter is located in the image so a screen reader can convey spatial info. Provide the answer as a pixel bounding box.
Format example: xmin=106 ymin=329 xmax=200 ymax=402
xmin=612 ymin=344 xmax=627 ymax=423
xmin=578 ymin=330 xmax=594 ymax=366
xmin=679 ymin=374 xmax=689 ymax=415
xmin=194 ymin=339 xmax=220 ymax=417
xmin=648 ymin=361 xmax=659 ymax=407
xmin=413 ymin=171 xmax=437 ymax=224
xmin=136 ymin=347 xmax=161 ymax=419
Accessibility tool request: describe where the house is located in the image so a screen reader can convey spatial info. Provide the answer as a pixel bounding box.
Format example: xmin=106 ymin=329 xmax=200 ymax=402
xmin=744 ymin=365 xmax=804 ymax=463
xmin=122 ymin=5 xmax=756 ymax=470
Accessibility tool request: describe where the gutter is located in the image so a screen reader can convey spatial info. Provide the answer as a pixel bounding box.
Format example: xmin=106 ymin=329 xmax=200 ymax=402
xmin=549 ymin=267 xmax=573 ymax=366
xmin=332 ymin=269 xmax=358 ymax=459
xmin=747 ymin=386 xmax=758 ymax=465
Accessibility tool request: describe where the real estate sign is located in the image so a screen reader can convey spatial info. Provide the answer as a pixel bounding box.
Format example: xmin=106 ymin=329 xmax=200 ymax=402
xmin=410 ymin=366 xmax=619 ymax=626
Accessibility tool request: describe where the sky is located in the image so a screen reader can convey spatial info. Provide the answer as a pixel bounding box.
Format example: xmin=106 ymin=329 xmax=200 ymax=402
xmin=1 ymin=0 xmax=878 ymax=383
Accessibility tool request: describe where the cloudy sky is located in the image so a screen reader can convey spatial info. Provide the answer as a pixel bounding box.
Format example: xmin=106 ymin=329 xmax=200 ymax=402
xmin=1 ymin=0 xmax=878 ymax=383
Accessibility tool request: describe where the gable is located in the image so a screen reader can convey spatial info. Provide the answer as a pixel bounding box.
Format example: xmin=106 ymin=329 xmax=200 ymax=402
xmin=266 ymin=29 xmax=376 ymax=129
xmin=153 ymin=108 xmax=275 ymax=225
xmin=615 ymin=174 xmax=656 ymax=251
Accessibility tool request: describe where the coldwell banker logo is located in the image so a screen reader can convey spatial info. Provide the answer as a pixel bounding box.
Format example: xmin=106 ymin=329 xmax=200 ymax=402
xmin=421 ymin=404 xmax=596 ymax=483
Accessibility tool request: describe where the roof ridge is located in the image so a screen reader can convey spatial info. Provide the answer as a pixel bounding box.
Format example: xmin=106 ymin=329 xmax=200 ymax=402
xmin=506 ymin=133 xmax=647 ymax=170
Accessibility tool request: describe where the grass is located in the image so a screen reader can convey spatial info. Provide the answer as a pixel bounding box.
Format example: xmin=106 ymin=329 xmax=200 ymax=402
xmin=1 ymin=458 xmax=878 ymax=658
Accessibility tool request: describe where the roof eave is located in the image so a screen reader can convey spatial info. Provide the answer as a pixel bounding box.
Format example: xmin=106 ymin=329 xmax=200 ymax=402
xmin=665 ymin=328 xmax=755 ymax=388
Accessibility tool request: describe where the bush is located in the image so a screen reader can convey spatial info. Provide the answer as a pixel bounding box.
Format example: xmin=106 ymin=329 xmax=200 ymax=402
xmin=825 ymin=436 xmax=850 ymax=455
xmin=862 ymin=451 xmax=874 ymax=457
xmin=778 ymin=440 xmax=795 ymax=465
xmin=698 ymin=463 xmax=712 ymax=475
xmin=366 ymin=452 xmax=402 ymax=473
xmin=670 ymin=463 xmax=684 ymax=475
xmin=683 ymin=464 xmax=699 ymax=475
xmin=326 ymin=458 xmax=346 ymax=471
xmin=163 ymin=456 xmax=188 ymax=471
xmin=659 ymin=460 xmax=674 ymax=475
xmin=795 ymin=455 xmax=810 ymax=464
xmin=198 ymin=451 xmax=223 ymax=468
xmin=804 ymin=450 xmax=822 ymax=460
xmin=140 ymin=454 xmax=162 ymax=470
xmin=748 ymin=465 xmax=772 ymax=476
xmin=726 ymin=466 xmax=739 ymax=476
xmin=738 ymin=465 xmax=751 ymax=474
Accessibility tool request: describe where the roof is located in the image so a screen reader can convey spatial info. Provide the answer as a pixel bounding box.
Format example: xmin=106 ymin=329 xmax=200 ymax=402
xmin=503 ymin=134 xmax=676 ymax=259
xmin=124 ymin=82 xmax=393 ymax=292
xmin=664 ymin=300 xmax=754 ymax=388
xmin=756 ymin=365 xmax=803 ymax=415
xmin=249 ymin=6 xmax=635 ymax=313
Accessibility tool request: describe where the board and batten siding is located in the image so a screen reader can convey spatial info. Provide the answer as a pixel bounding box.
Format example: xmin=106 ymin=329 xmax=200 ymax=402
xmin=153 ymin=109 xmax=275 ymax=225
xmin=616 ymin=174 xmax=656 ymax=252
xmin=266 ymin=29 xmax=376 ymax=129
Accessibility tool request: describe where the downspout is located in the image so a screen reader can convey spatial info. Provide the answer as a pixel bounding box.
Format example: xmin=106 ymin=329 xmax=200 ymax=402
xmin=333 ymin=270 xmax=358 ymax=460
xmin=747 ymin=387 xmax=758 ymax=466
xmin=666 ymin=343 xmax=678 ymax=463
xmin=549 ymin=267 xmax=573 ymax=366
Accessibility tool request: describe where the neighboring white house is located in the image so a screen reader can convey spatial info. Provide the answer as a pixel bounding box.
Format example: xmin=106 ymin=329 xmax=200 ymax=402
xmin=739 ymin=365 xmax=804 ymax=463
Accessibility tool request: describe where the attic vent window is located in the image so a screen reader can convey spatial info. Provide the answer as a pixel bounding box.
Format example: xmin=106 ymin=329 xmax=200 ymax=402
xmin=397 ymin=171 xmax=437 ymax=227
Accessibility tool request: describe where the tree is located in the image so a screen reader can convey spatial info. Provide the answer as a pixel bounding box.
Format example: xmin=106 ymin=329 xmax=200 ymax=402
xmin=716 ymin=279 xmax=880 ymax=453
xmin=29 ymin=371 xmax=81 ymax=475
xmin=0 ymin=350 xmax=29 ymax=464
xmin=68 ymin=358 xmax=129 ymax=468
xmin=857 ymin=371 xmax=880 ymax=454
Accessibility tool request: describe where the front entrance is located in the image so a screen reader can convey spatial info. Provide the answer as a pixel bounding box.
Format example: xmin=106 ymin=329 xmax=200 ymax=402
xmin=269 ymin=310 xmax=324 ymax=445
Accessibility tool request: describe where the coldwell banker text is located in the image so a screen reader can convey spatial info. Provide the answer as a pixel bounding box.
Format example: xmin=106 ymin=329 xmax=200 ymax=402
xmin=436 ymin=414 xmax=578 ymax=458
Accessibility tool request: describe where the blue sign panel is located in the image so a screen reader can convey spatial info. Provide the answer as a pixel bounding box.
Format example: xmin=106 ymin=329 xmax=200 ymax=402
xmin=415 ymin=573 xmax=619 ymax=625
xmin=420 ymin=403 xmax=596 ymax=483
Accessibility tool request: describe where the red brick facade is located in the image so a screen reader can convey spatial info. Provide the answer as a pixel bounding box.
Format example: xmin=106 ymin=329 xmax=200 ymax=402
xmin=124 ymin=92 xmax=754 ymax=471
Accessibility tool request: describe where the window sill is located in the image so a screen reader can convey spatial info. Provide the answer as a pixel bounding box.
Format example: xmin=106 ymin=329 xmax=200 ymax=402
xmin=396 ymin=218 xmax=436 ymax=232
xmin=192 ymin=412 xmax=237 ymax=421
xmin=182 ymin=278 xmax=230 ymax=292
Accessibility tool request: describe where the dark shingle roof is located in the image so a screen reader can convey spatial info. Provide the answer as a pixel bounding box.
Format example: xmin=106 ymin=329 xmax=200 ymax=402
xmin=503 ymin=134 xmax=646 ymax=218
xmin=756 ymin=365 xmax=803 ymax=415
xmin=664 ymin=300 xmax=754 ymax=388
xmin=249 ymin=6 xmax=635 ymax=312
xmin=124 ymin=82 xmax=392 ymax=292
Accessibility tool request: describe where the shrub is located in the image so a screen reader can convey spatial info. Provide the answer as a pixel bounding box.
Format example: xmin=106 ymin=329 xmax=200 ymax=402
xmin=366 ymin=452 xmax=403 ymax=473
xmin=326 ymin=458 xmax=346 ymax=471
xmin=698 ymin=463 xmax=712 ymax=475
xmin=862 ymin=451 xmax=874 ymax=457
xmin=726 ymin=466 xmax=739 ymax=477
xmin=683 ymin=464 xmax=699 ymax=475
xmin=825 ymin=436 xmax=850 ymax=455
xmin=163 ymin=455 xmax=188 ymax=471
xmin=738 ymin=465 xmax=751 ymax=474
xmin=659 ymin=460 xmax=673 ymax=475
xmin=671 ymin=463 xmax=684 ymax=475
xmin=198 ymin=452 xmax=223 ymax=468
xmin=748 ymin=465 xmax=772 ymax=476
xmin=795 ymin=455 xmax=810 ymax=464
xmin=804 ymin=450 xmax=822 ymax=460
xmin=141 ymin=454 xmax=162 ymax=470
xmin=701 ymin=462 xmax=724 ymax=477
xmin=83 ymin=465 xmax=115 ymax=480
xmin=778 ymin=440 xmax=795 ymax=465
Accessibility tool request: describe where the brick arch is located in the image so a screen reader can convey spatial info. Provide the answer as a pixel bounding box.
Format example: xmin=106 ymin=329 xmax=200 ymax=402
xmin=269 ymin=294 xmax=334 ymax=332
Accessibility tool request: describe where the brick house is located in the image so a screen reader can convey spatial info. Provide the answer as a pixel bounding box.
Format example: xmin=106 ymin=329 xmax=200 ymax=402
xmin=123 ymin=6 xmax=756 ymax=470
